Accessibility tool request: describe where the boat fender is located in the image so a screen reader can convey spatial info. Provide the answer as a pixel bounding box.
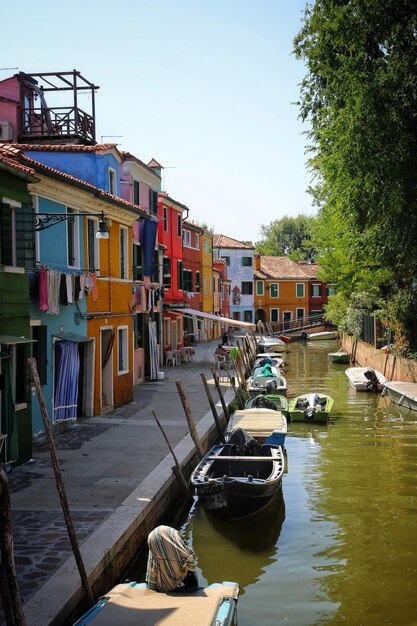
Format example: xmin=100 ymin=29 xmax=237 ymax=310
xmin=399 ymin=395 xmax=405 ymax=406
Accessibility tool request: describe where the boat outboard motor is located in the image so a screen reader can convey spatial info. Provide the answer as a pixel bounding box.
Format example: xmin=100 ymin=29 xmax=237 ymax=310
xmin=364 ymin=368 xmax=380 ymax=392
xmin=229 ymin=427 xmax=261 ymax=456
xmin=304 ymin=393 xmax=320 ymax=419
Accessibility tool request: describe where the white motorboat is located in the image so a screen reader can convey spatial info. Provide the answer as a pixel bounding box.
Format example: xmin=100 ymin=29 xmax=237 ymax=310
xmin=257 ymin=336 xmax=286 ymax=353
xmin=345 ymin=367 xmax=386 ymax=392
xmin=383 ymin=381 xmax=417 ymax=411
xmin=305 ymin=330 xmax=338 ymax=341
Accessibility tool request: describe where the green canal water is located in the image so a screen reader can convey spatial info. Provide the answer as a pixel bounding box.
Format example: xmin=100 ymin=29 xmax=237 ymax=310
xmin=180 ymin=340 xmax=417 ymax=626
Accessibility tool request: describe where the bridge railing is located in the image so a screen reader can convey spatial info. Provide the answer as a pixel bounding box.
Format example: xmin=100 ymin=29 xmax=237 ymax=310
xmin=266 ymin=314 xmax=327 ymax=335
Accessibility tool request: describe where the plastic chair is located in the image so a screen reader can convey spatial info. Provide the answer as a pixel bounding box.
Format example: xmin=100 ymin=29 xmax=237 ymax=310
xmin=166 ymin=351 xmax=179 ymax=367
xmin=214 ymin=354 xmax=229 ymax=382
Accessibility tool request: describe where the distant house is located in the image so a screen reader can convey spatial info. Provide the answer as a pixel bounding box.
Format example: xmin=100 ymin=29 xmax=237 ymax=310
xmin=296 ymin=261 xmax=330 ymax=319
xmin=213 ymin=234 xmax=255 ymax=328
xmin=182 ymin=220 xmax=204 ymax=342
xmin=254 ymin=255 xmax=311 ymax=329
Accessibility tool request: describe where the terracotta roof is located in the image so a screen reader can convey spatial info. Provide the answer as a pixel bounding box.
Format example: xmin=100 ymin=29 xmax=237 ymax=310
xmin=183 ymin=220 xmax=204 ymax=232
xmin=0 ymin=144 xmax=148 ymax=217
xmin=296 ymin=261 xmax=321 ymax=278
xmin=121 ymin=151 xmax=161 ymax=179
xmin=254 ymin=256 xmax=316 ymax=280
xmin=14 ymin=143 xmax=120 ymax=153
xmin=0 ymin=144 xmax=37 ymax=177
xmin=158 ymin=191 xmax=189 ymax=212
xmin=213 ymin=234 xmax=254 ymax=250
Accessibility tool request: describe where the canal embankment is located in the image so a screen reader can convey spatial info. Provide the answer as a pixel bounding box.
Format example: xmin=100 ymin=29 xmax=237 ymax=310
xmin=342 ymin=333 xmax=417 ymax=381
xmin=3 ymin=338 xmax=236 ymax=626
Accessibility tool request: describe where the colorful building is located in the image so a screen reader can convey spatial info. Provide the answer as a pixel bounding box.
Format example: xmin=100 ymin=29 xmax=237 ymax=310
xmin=213 ymin=234 xmax=255 ymax=327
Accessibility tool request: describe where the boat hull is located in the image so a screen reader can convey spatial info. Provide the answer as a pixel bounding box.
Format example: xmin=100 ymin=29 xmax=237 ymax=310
xmin=257 ymin=338 xmax=286 ymax=353
xmin=345 ymin=367 xmax=386 ymax=392
xmin=384 ymin=381 xmax=417 ymax=411
xmin=328 ymin=351 xmax=350 ymax=364
xmin=73 ymin=581 xmax=239 ymax=626
xmin=191 ymin=443 xmax=284 ymax=520
xmin=289 ymin=394 xmax=334 ymax=423
xmin=245 ymin=393 xmax=289 ymax=418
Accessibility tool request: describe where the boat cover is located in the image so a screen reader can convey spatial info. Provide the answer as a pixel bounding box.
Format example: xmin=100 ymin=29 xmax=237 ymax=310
xmin=89 ymin=582 xmax=239 ymax=626
xmin=146 ymin=526 xmax=197 ymax=592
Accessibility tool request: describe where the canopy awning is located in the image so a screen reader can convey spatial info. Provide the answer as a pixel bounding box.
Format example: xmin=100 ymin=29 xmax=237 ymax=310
xmin=171 ymin=308 xmax=256 ymax=329
xmin=0 ymin=335 xmax=36 ymax=345
xmin=53 ymin=332 xmax=94 ymax=343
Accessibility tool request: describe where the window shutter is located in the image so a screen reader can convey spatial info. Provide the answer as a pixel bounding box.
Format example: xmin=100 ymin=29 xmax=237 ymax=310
xmin=1 ymin=202 xmax=13 ymax=266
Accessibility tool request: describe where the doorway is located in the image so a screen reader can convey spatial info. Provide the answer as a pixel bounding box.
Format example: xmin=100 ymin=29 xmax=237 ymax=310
xmin=101 ymin=328 xmax=114 ymax=411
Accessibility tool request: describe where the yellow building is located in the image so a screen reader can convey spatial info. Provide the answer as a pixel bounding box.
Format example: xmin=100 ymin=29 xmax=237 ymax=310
xmin=254 ymin=255 xmax=311 ymax=330
xmin=200 ymin=230 xmax=215 ymax=339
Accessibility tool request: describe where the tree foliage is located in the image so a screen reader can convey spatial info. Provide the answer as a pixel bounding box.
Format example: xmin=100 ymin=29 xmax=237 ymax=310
xmin=256 ymin=214 xmax=317 ymax=260
xmin=294 ymin=1 xmax=417 ymax=347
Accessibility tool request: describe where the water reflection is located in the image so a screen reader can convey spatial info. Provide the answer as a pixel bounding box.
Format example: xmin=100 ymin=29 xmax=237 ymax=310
xmin=188 ymin=486 xmax=285 ymax=594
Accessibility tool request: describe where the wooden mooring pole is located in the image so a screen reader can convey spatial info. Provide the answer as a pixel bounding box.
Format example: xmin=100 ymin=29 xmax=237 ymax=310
xmin=151 ymin=410 xmax=191 ymax=497
xmin=0 ymin=467 xmax=26 ymax=626
xmin=201 ymin=373 xmax=225 ymax=442
xmin=175 ymin=380 xmax=204 ymax=460
xmin=211 ymin=368 xmax=230 ymax=423
xmin=27 ymin=358 xmax=94 ymax=606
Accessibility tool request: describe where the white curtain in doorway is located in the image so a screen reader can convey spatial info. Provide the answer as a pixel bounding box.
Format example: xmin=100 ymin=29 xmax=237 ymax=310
xmin=148 ymin=321 xmax=158 ymax=381
xmin=53 ymin=341 xmax=80 ymax=422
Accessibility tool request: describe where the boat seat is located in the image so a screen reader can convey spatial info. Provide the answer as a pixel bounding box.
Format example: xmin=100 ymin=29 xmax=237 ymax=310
xmin=259 ymin=444 xmax=272 ymax=457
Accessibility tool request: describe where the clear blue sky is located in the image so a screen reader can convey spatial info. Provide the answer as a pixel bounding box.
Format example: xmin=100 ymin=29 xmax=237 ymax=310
xmin=3 ymin=0 xmax=312 ymax=243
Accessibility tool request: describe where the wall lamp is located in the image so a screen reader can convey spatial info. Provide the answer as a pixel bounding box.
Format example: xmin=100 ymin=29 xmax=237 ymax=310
xmin=34 ymin=210 xmax=109 ymax=239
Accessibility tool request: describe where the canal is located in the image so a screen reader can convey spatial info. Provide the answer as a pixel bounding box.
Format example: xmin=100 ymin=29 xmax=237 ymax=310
xmin=130 ymin=339 xmax=417 ymax=625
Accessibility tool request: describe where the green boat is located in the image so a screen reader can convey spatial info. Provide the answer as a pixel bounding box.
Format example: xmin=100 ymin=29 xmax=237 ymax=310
xmin=328 ymin=349 xmax=350 ymax=364
xmin=289 ymin=393 xmax=334 ymax=423
xmin=245 ymin=393 xmax=289 ymax=418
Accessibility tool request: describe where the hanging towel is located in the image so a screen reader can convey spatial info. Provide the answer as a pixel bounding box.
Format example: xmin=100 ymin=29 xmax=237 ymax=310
xmin=47 ymin=269 xmax=60 ymax=315
xmin=90 ymin=271 xmax=98 ymax=302
xmin=39 ymin=266 xmax=49 ymax=311
xmin=66 ymin=274 xmax=73 ymax=304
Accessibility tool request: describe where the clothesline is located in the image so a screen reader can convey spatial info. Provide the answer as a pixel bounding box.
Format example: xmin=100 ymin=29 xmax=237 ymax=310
xmin=31 ymin=265 xmax=99 ymax=315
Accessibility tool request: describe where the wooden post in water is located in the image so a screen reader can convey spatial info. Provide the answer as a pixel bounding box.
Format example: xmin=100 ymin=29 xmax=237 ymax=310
xmin=151 ymin=410 xmax=191 ymax=497
xmin=175 ymin=380 xmax=204 ymax=460
xmin=201 ymin=373 xmax=225 ymax=442
xmin=27 ymin=358 xmax=94 ymax=606
xmin=211 ymin=368 xmax=230 ymax=423
xmin=0 ymin=467 xmax=26 ymax=626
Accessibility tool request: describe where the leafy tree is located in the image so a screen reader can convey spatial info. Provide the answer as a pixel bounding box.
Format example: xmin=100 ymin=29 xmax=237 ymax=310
xmin=294 ymin=1 xmax=417 ymax=291
xmin=256 ymin=214 xmax=317 ymax=260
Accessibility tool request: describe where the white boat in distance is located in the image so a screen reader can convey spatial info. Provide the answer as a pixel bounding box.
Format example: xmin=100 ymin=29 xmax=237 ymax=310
xmin=257 ymin=336 xmax=286 ymax=353
xmin=305 ymin=330 xmax=338 ymax=341
xmin=345 ymin=367 xmax=386 ymax=392
xmin=383 ymin=381 xmax=417 ymax=411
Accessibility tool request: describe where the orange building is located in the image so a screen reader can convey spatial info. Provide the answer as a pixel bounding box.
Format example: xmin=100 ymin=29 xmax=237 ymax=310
xmin=254 ymin=255 xmax=312 ymax=329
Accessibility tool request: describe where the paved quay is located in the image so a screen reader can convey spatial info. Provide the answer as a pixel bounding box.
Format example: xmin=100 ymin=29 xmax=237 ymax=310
xmin=2 ymin=338 xmax=238 ymax=626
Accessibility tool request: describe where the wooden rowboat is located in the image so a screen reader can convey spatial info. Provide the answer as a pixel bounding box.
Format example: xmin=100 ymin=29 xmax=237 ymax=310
xmin=328 ymin=349 xmax=350 ymax=364
xmin=383 ymin=381 xmax=417 ymax=411
xmin=289 ymin=393 xmax=334 ymax=423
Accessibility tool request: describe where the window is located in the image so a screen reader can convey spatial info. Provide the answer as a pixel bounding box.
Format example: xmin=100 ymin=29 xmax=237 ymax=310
xmin=1 ymin=199 xmax=35 ymax=269
xmin=270 ymin=283 xmax=278 ymax=298
xmin=203 ymin=238 xmax=207 ymax=252
xmin=244 ymin=310 xmax=253 ymax=323
xmin=327 ymin=284 xmax=336 ymax=296
xmin=270 ymin=309 xmax=279 ymax=323
xmin=241 ymin=281 xmax=253 ymax=295
xmin=221 ymin=256 xmax=230 ymax=266
xmin=87 ymin=218 xmax=99 ymax=272
xmin=256 ymin=281 xmax=264 ymax=296
xmin=134 ymin=313 xmax=145 ymax=349
xmin=195 ymin=233 xmax=200 ymax=249
xmin=183 ymin=229 xmax=191 ymax=246
xmin=108 ymin=168 xmax=116 ymax=194
xmin=177 ymin=214 xmax=182 ymax=237
xmin=164 ymin=318 xmax=171 ymax=347
xmin=312 ymin=284 xmax=322 ymax=297
xmin=149 ymin=189 xmax=158 ymax=215
xmin=118 ymin=326 xmax=129 ymax=374
xmin=163 ymin=206 xmax=168 ymax=231
xmin=133 ymin=244 xmax=143 ymax=281
xmin=177 ymin=260 xmax=183 ymax=290
xmin=120 ymin=226 xmax=128 ymax=279
xmin=242 ymin=256 xmax=252 ymax=266
xmin=66 ymin=207 xmax=79 ymax=268
xmin=163 ymin=257 xmax=171 ymax=289
xmin=297 ymin=308 xmax=305 ymax=320
xmin=183 ymin=269 xmax=193 ymax=292
xmin=296 ymin=283 xmax=305 ymax=298
xmin=133 ymin=180 xmax=140 ymax=205
xmin=195 ymin=271 xmax=200 ymax=292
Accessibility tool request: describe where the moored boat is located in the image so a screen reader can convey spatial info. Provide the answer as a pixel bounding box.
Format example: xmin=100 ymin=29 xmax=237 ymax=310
xmin=328 ymin=348 xmax=350 ymax=364
xmin=257 ymin=336 xmax=287 ymax=353
xmin=227 ymin=407 xmax=288 ymax=446
xmin=253 ymin=354 xmax=285 ymax=369
xmin=73 ymin=580 xmax=240 ymax=625
xmin=245 ymin=393 xmax=289 ymax=418
xmin=246 ymin=372 xmax=288 ymax=397
xmin=383 ymin=381 xmax=417 ymax=411
xmin=345 ymin=367 xmax=386 ymax=392
xmin=288 ymin=392 xmax=334 ymax=423
xmin=304 ymin=330 xmax=338 ymax=341
xmin=191 ymin=431 xmax=284 ymax=520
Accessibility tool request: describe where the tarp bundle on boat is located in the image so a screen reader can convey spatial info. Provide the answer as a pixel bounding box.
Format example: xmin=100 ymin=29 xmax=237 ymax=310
xmin=228 ymin=428 xmax=261 ymax=456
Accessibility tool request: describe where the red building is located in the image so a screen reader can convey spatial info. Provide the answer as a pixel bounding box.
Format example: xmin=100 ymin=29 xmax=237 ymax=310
xmin=297 ymin=261 xmax=330 ymax=318
xmin=182 ymin=220 xmax=204 ymax=341
xmin=157 ymin=191 xmax=189 ymax=358
xmin=213 ymin=257 xmax=231 ymax=320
